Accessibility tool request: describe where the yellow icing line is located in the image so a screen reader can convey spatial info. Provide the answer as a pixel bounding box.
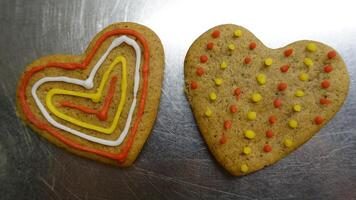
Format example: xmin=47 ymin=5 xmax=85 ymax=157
xmin=45 ymin=56 xmax=127 ymax=134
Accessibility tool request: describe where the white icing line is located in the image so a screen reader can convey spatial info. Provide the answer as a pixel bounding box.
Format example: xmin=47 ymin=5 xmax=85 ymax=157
xmin=31 ymin=36 xmax=141 ymax=146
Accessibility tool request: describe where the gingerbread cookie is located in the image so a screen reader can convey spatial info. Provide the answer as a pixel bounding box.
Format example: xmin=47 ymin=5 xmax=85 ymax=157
xmin=184 ymin=24 xmax=349 ymax=176
xmin=16 ymin=22 xmax=164 ymax=166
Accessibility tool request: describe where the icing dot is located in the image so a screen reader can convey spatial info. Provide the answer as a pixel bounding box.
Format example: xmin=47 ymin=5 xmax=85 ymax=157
xmin=280 ymin=65 xmax=289 ymax=73
xmin=228 ymin=43 xmax=235 ymax=50
xmin=321 ymin=80 xmax=330 ymax=89
xmin=284 ymin=49 xmax=293 ymax=57
xmin=263 ymin=144 xmax=272 ymax=153
xmin=324 ymin=65 xmax=333 ymax=73
xmin=234 ymin=29 xmax=243 ymax=37
xmin=327 ymin=50 xmax=337 ymax=59
xmin=299 ymin=72 xmax=309 ymax=81
xmin=315 ymin=116 xmax=324 ymax=125
xmin=295 ymin=90 xmax=305 ymax=97
xmin=205 ymin=108 xmax=212 ymax=117
xmin=224 ymin=120 xmax=232 ymax=129
xmin=244 ymin=130 xmax=255 ymax=139
xmin=256 ymin=74 xmax=266 ymax=85
xmin=266 ymin=130 xmax=274 ymax=138
xmin=306 ymin=43 xmax=317 ymax=52
xmin=230 ymin=105 xmax=238 ymax=113
xmin=264 ymin=58 xmax=273 ymax=66
xmin=234 ymin=88 xmax=241 ymax=96
xmin=278 ymin=82 xmax=288 ymax=91
xmin=269 ymin=115 xmax=277 ymax=124
xmin=288 ymin=119 xmax=298 ymax=129
xmin=200 ymin=55 xmax=208 ymax=63
xmin=240 ymin=164 xmax=249 ymax=173
xmin=214 ymin=78 xmax=223 ymax=86
xmin=293 ymin=104 xmax=302 ymax=112
xmin=196 ymin=67 xmax=204 ymax=76
xmin=209 ymin=92 xmax=217 ymax=101
xmin=247 ymin=111 xmax=257 ymax=121
xmin=249 ymin=42 xmax=257 ymax=50
xmin=220 ymin=61 xmax=228 ymax=69
xmin=304 ymin=58 xmax=313 ymax=67
xmin=251 ymin=93 xmax=262 ymax=103
xmin=212 ymin=30 xmax=220 ymax=38
xmin=243 ymin=147 xmax=252 ymax=155
xmin=284 ymin=139 xmax=293 ymax=147
xmin=244 ymin=57 xmax=252 ymax=64
xmin=190 ymin=81 xmax=198 ymax=89
xmin=320 ymin=98 xmax=331 ymax=105
xmin=274 ymin=99 xmax=282 ymax=108
xmin=220 ymin=134 xmax=227 ymax=144
xmin=207 ymin=42 xmax=214 ymax=50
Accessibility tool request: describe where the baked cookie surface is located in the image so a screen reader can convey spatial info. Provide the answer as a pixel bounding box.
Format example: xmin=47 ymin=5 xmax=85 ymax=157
xmin=16 ymin=22 xmax=164 ymax=166
xmin=184 ymin=24 xmax=349 ymax=176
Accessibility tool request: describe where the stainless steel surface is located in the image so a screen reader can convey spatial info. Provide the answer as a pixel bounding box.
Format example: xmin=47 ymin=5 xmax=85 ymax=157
xmin=1 ymin=0 xmax=356 ymax=199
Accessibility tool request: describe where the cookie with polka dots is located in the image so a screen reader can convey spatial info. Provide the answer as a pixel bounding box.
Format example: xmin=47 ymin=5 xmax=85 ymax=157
xmin=184 ymin=24 xmax=349 ymax=176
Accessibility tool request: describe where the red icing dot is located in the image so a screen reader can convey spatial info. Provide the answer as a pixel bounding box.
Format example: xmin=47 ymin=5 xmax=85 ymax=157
xmin=207 ymin=42 xmax=214 ymax=50
xmin=274 ymin=99 xmax=282 ymax=108
xmin=234 ymin=88 xmax=241 ymax=96
xmin=278 ymin=82 xmax=288 ymax=91
xmin=212 ymin=30 xmax=220 ymax=38
xmin=320 ymin=98 xmax=331 ymax=105
xmin=280 ymin=65 xmax=289 ymax=73
xmin=249 ymin=42 xmax=257 ymax=50
xmin=321 ymin=80 xmax=330 ymax=89
xmin=269 ymin=115 xmax=277 ymax=124
xmin=220 ymin=133 xmax=227 ymax=144
xmin=284 ymin=49 xmax=293 ymax=57
xmin=324 ymin=65 xmax=333 ymax=73
xmin=266 ymin=130 xmax=274 ymax=138
xmin=196 ymin=67 xmax=204 ymax=76
xmin=314 ymin=116 xmax=324 ymax=125
xmin=224 ymin=120 xmax=232 ymax=129
xmin=230 ymin=105 xmax=237 ymax=113
xmin=190 ymin=81 xmax=198 ymax=89
xmin=327 ymin=50 xmax=337 ymax=59
xmin=200 ymin=55 xmax=208 ymax=63
xmin=263 ymin=144 xmax=272 ymax=153
xmin=244 ymin=57 xmax=252 ymax=64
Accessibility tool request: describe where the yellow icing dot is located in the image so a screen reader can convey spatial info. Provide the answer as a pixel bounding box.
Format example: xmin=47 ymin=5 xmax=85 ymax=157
xmin=295 ymin=89 xmax=305 ymax=97
xmin=303 ymin=58 xmax=313 ymax=67
xmin=293 ymin=104 xmax=302 ymax=112
xmin=256 ymin=74 xmax=266 ymax=85
xmin=205 ymin=108 xmax=212 ymax=117
xmin=228 ymin=43 xmax=235 ymax=50
xmin=244 ymin=130 xmax=255 ymax=139
xmin=264 ymin=58 xmax=273 ymax=66
xmin=251 ymin=93 xmax=262 ymax=103
xmin=288 ymin=119 xmax=298 ymax=129
xmin=299 ymin=73 xmax=309 ymax=81
xmin=209 ymin=92 xmax=217 ymax=101
xmin=240 ymin=164 xmax=249 ymax=173
xmin=220 ymin=61 xmax=228 ymax=69
xmin=284 ymin=139 xmax=293 ymax=147
xmin=243 ymin=147 xmax=251 ymax=155
xmin=234 ymin=29 xmax=243 ymax=37
xmin=214 ymin=78 xmax=223 ymax=86
xmin=306 ymin=43 xmax=317 ymax=52
xmin=247 ymin=111 xmax=257 ymax=120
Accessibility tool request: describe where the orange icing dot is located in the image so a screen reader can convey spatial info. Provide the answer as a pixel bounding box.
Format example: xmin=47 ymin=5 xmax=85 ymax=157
xmin=224 ymin=120 xmax=232 ymax=129
xmin=249 ymin=42 xmax=256 ymax=50
xmin=314 ymin=116 xmax=324 ymax=125
xmin=244 ymin=57 xmax=252 ymax=64
xmin=324 ymin=65 xmax=333 ymax=73
xmin=321 ymin=80 xmax=330 ymax=89
xmin=269 ymin=115 xmax=277 ymax=124
xmin=200 ymin=55 xmax=208 ymax=63
xmin=207 ymin=42 xmax=214 ymax=50
xmin=320 ymin=98 xmax=331 ymax=105
xmin=327 ymin=50 xmax=337 ymax=59
xmin=230 ymin=105 xmax=237 ymax=113
xmin=278 ymin=82 xmax=288 ymax=91
xmin=266 ymin=130 xmax=274 ymax=138
xmin=212 ymin=30 xmax=220 ymax=38
xmin=196 ymin=67 xmax=204 ymax=76
xmin=263 ymin=144 xmax=272 ymax=153
xmin=219 ymin=133 xmax=227 ymax=144
xmin=280 ymin=65 xmax=289 ymax=73
xmin=190 ymin=81 xmax=198 ymax=89
xmin=284 ymin=49 xmax=293 ymax=57
xmin=274 ymin=99 xmax=282 ymax=108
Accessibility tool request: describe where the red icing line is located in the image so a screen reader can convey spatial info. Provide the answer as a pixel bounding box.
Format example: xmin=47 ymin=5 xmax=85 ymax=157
xmin=280 ymin=65 xmax=289 ymax=73
xmin=200 ymin=55 xmax=208 ymax=63
xmin=278 ymin=82 xmax=288 ymax=91
xmin=244 ymin=57 xmax=252 ymax=64
xmin=266 ymin=130 xmax=273 ymax=138
xmin=284 ymin=49 xmax=293 ymax=57
xmin=60 ymin=76 xmax=118 ymax=121
xmin=320 ymin=98 xmax=331 ymax=105
xmin=18 ymin=29 xmax=150 ymax=163
xmin=324 ymin=65 xmax=333 ymax=73
xmin=327 ymin=50 xmax=337 ymax=59
xmin=196 ymin=67 xmax=204 ymax=76
xmin=212 ymin=30 xmax=220 ymax=38
xmin=207 ymin=42 xmax=214 ymax=50
xmin=249 ymin=42 xmax=256 ymax=50
xmin=190 ymin=81 xmax=198 ymax=89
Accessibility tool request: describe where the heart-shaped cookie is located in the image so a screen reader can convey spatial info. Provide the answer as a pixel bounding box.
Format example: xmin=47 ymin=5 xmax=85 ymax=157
xmin=184 ymin=24 xmax=349 ymax=176
xmin=16 ymin=22 xmax=164 ymax=166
